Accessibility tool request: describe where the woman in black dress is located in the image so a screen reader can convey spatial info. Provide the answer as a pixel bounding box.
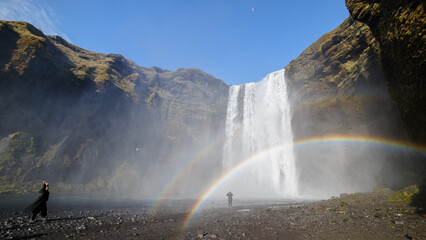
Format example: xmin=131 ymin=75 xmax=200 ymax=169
xmin=25 ymin=180 xmax=49 ymax=221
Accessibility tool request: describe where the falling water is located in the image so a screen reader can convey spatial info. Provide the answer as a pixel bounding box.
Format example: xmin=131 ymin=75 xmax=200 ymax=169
xmin=223 ymin=69 xmax=298 ymax=198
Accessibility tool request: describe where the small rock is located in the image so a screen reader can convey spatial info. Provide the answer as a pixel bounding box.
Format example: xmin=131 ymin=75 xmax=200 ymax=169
xmin=339 ymin=193 xmax=349 ymax=198
xmin=208 ymin=234 xmax=217 ymax=238
xmin=404 ymin=234 xmax=413 ymax=240
xmin=76 ymin=225 xmax=86 ymax=230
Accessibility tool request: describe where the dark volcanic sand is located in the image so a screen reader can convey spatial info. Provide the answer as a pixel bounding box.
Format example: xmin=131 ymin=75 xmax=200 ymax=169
xmin=1 ymin=193 xmax=425 ymax=240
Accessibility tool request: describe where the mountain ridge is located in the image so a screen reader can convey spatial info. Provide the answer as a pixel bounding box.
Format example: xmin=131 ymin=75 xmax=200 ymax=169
xmin=1 ymin=10 xmax=424 ymax=196
xmin=0 ymin=20 xmax=228 ymax=196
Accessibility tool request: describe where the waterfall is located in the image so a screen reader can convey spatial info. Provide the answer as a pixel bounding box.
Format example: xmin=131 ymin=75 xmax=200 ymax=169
xmin=222 ymin=69 xmax=298 ymax=198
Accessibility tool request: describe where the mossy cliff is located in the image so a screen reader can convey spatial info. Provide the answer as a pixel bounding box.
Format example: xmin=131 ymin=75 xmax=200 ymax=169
xmin=1 ymin=9 xmax=424 ymax=196
xmin=346 ymin=0 xmax=426 ymax=145
xmin=0 ymin=20 xmax=228 ymax=195
xmin=284 ymin=17 xmax=421 ymax=195
xmin=285 ymin=18 xmax=405 ymax=140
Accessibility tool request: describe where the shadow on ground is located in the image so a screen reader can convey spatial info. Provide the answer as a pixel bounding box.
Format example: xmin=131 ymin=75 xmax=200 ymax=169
xmin=411 ymin=178 xmax=426 ymax=214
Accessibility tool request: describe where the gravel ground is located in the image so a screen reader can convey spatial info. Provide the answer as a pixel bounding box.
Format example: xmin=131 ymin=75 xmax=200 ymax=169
xmin=1 ymin=192 xmax=425 ymax=240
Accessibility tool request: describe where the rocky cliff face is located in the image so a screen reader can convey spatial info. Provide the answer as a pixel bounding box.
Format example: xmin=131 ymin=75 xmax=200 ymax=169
xmin=0 ymin=20 xmax=229 ymax=196
xmin=285 ymin=18 xmax=416 ymax=195
xmin=285 ymin=18 xmax=405 ymax=140
xmin=1 ymin=8 xmax=424 ymax=196
xmin=345 ymin=0 xmax=426 ymax=145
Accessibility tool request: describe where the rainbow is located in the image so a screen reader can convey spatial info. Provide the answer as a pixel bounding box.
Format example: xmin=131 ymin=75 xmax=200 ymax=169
xmin=293 ymin=135 xmax=426 ymax=153
xmin=180 ymin=143 xmax=282 ymax=231
xmin=147 ymin=134 xmax=226 ymax=216
xmin=180 ymin=135 xmax=425 ymax=231
xmin=148 ymin=105 xmax=271 ymax=215
xmin=151 ymin=94 xmax=390 ymax=215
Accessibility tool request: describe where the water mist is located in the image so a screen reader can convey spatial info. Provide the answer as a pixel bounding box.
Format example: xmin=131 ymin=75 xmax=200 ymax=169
xmin=222 ymin=69 xmax=298 ymax=198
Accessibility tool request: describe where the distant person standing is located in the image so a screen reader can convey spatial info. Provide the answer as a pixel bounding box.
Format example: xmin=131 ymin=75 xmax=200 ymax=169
xmin=227 ymin=191 xmax=233 ymax=208
xmin=26 ymin=180 xmax=49 ymax=221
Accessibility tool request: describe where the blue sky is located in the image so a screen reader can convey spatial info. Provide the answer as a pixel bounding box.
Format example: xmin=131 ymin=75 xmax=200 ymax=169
xmin=0 ymin=0 xmax=348 ymax=85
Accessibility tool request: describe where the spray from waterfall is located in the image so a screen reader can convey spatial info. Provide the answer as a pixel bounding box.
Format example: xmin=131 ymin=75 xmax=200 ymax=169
xmin=222 ymin=69 xmax=298 ymax=198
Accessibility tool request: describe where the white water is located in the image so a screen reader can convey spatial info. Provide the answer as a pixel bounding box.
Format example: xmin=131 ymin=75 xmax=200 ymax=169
xmin=222 ymin=69 xmax=298 ymax=198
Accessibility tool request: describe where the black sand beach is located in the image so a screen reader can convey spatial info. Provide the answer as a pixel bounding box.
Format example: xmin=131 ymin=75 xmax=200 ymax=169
xmin=1 ymin=190 xmax=425 ymax=240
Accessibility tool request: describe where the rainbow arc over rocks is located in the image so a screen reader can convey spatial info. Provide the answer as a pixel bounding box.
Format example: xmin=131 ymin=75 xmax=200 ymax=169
xmin=147 ymin=134 xmax=226 ymax=216
xmin=180 ymin=134 xmax=426 ymax=231
xmin=147 ymin=70 xmax=419 ymax=217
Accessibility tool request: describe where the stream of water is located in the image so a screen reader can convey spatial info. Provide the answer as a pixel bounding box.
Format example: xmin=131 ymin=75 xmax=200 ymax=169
xmin=222 ymin=69 xmax=298 ymax=198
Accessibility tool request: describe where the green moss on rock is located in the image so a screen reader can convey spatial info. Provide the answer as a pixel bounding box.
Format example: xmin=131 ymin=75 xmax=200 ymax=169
xmin=285 ymin=18 xmax=400 ymax=140
xmin=387 ymin=185 xmax=420 ymax=204
xmin=0 ymin=20 xmax=228 ymax=195
xmin=346 ymin=0 xmax=426 ymax=145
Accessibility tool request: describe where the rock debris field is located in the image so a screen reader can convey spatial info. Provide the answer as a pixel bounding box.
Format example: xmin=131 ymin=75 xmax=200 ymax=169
xmin=1 ymin=190 xmax=425 ymax=240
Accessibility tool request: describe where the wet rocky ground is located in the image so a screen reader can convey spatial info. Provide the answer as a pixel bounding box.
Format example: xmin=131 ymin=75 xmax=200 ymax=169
xmin=1 ymin=191 xmax=425 ymax=240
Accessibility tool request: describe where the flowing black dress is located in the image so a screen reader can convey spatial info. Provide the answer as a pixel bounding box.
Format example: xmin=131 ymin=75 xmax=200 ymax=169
xmin=25 ymin=183 xmax=49 ymax=220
